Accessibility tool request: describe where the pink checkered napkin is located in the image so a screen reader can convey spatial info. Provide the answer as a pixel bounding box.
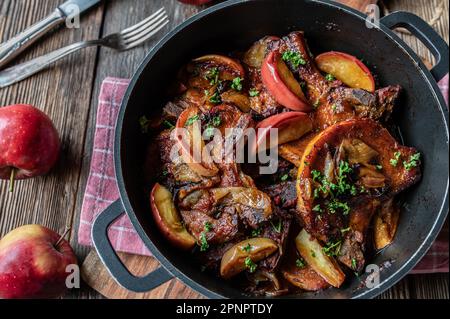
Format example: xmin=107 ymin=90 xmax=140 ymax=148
xmin=78 ymin=76 xmax=449 ymax=272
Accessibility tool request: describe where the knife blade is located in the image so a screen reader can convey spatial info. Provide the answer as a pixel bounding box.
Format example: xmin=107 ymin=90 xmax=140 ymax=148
xmin=0 ymin=0 xmax=101 ymax=70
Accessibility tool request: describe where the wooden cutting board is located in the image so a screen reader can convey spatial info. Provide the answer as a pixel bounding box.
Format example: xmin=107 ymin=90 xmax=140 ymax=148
xmin=81 ymin=0 xmax=378 ymax=299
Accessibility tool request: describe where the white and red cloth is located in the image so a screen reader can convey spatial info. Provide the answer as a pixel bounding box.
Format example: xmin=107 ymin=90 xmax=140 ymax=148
xmin=78 ymin=75 xmax=449 ymax=273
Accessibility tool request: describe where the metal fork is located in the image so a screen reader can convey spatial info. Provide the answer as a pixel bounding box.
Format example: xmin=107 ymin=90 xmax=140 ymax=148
xmin=0 ymin=8 xmax=169 ymax=89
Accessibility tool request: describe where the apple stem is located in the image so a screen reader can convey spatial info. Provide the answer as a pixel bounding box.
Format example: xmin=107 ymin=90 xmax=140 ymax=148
xmin=55 ymin=226 xmax=71 ymax=248
xmin=9 ymin=169 xmax=16 ymax=193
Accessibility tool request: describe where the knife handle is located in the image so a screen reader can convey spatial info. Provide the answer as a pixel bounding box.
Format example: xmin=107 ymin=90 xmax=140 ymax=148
xmin=0 ymin=8 xmax=65 ymax=69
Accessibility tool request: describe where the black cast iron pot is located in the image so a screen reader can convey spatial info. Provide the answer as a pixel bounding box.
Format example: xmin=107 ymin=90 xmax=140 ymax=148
xmin=91 ymin=0 xmax=449 ymax=299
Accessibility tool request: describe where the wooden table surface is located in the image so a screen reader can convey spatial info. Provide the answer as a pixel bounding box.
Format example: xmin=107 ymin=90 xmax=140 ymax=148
xmin=0 ymin=0 xmax=448 ymax=299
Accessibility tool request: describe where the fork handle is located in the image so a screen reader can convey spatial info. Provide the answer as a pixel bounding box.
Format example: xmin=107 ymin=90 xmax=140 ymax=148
xmin=0 ymin=40 xmax=100 ymax=88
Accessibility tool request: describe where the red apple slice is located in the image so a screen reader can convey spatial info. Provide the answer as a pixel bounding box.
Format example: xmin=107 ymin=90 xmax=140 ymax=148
xmin=193 ymin=54 xmax=245 ymax=80
xmin=175 ymin=107 xmax=218 ymax=177
xmin=255 ymin=112 xmax=313 ymax=151
xmin=261 ymin=51 xmax=311 ymax=112
xmin=151 ymin=183 xmax=196 ymax=250
xmin=315 ymin=51 xmax=375 ymax=92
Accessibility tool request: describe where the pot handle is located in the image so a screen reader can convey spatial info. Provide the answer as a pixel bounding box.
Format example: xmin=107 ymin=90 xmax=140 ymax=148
xmin=91 ymin=199 xmax=174 ymax=293
xmin=380 ymin=11 xmax=449 ymax=82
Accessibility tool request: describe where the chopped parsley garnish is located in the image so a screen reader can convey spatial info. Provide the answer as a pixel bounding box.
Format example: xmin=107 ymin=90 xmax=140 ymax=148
xmin=244 ymin=257 xmax=257 ymax=273
xmin=311 ymin=250 xmax=316 ymax=258
xmin=323 ymin=240 xmax=342 ymax=257
xmin=199 ymin=232 xmax=209 ymax=251
xmin=403 ymin=152 xmax=421 ymax=171
xmin=312 ymin=170 xmax=322 ymax=182
xmin=270 ymin=219 xmax=283 ymax=233
xmin=231 ymin=77 xmax=243 ymax=91
xmin=296 ymin=258 xmax=306 ymax=268
xmin=243 ymin=243 xmax=252 ymax=253
xmin=325 ymin=73 xmax=335 ymax=81
xmin=340 ymin=227 xmax=351 ymax=234
xmin=282 ymin=50 xmax=306 ymax=68
xmin=328 ymin=200 xmax=350 ymax=215
xmin=204 ymin=127 xmax=215 ymax=138
xmin=209 ymin=91 xmax=222 ymax=104
xmin=376 ymin=164 xmax=383 ymax=171
xmin=351 ymin=258 xmax=357 ymax=270
xmin=280 ymin=174 xmax=289 ymax=181
xmin=139 ymin=115 xmax=150 ymax=133
xmin=300 ymin=82 xmax=307 ymax=91
xmin=331 ymin=104 xmax=337 ymax=112
xmin=204 ymin=221 xmax=213 ymax=232
xmin=211 ymin=115 xmax=221 ymax=127
xmin=312 ymin=204 xmax=323 ymax=213
xmin=162 ymin=170 xmax=169 ymax=176
xmin=390 ymin=151 xmax=401 ymax=167
xmin=163 ymin=120 xmax=175 ymax=129
xmin=251 ymin=228 xmax=262 ymax=237
xmin=205 ymin=67 xmax=219 ymax=85
xmin=185 ymin=114 xmax=199 ymax=126
xmin=249 ymin=88 xmax=260 ymax=97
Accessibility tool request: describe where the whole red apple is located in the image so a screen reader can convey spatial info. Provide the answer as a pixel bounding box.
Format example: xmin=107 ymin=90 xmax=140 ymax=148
xmin=0 ymin=225 xmax=78 ymax=299
xmin=0 ymin=104 xmax=60 ymax=181
xmin=177 ymin=0 xmax=213 ymax=5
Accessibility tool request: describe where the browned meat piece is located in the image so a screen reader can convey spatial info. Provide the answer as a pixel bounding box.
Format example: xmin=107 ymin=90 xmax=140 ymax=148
xmin=247 ymin=67 xmax=284 ymax=118
xmin=262 ymin=181 xmax=297 ymax=209
xmin=338 ymin=196 xmax=381 ymax=272
xmin=180 ymin=208 xmax=239 ymax=245
xmin=163 ymin=100 xmax=188 ymax=120
xmin=258 ymin=208 xmax=292 ymax=272
xmin=281 ymin=31 xmax=401 ymax=130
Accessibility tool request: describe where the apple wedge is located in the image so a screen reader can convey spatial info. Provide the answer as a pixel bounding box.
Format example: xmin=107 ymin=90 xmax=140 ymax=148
xmin=255 ymin=112 xmax=313 ymax=152
xmin=193 ymin=54 xmax=245 ymax=81
xmin=295 ymin=229 xmax=345 ymax=288
xmin=316 ymin=51 xmax=375 ymax=92
xmin=220 ymin=238 xmax=278 ymax=279
xmin=150 ymin=183 xmax=196 ymax=250
xmin=175 ymin=106 xmax=218 ymax=177
xmin=243 ymin=36 xmax=280 ymax=68
xmin=261 ymin=51 xmax=311 ymax=112
xmin=296 ymin=119 xmax=421 ymax=219
xmin=374 ymin=198 xmax=400 ymax=250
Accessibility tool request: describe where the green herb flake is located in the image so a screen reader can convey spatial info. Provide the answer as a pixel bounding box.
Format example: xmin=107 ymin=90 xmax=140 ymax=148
xmin=251 ymin=228 xmax=262 ymax=237
xmin=341 ymin=227 xmax=351 ymax=234
xmin=139 ymin=115 xmax=150 ymax=133
xmin=163 ymin=120 xmax=175 ymax=129
xmin=211 ymin=115 xmax=221 ymax=127
xmin=376 ymin=164 xmax=383 ymax=171
xmin=312 ymin=204 xmax=323 ymax=213
xmin=205 ymin=67 xmax=219 ymax=85
xmin=282 ymin=50 xmax=306 ymax=68
xmin=351 ymin=258 xmax=357 ymax=270
xmin=296 ymin=258 xmax=306 ymax=268
xmin=313 ymin=99 xmax=321 ymax=109
xmin=328 ymin=200 xmax=350 ymax=215
xmin=403 ymin=152 xmax=421 ymax=171
xmin=270 ymin=219 xmax=283 ymax=233
xmin=204 ymin=222 xmax=213 ymax=232
xmin=231 ymin=77 xmax=243 ymax=91
xmin=209 ymin=91 xmax=222 ymax=104
xmin=390 ymin=151 xmax=401 ymax=167
xmin=243 ymin=243 xmax=252 ymax=253
xmin=322 ymin=240 xmax=342 ymax=257
xmin=244 ymin=257 xmax=257 ymax=273
xmin=185 ymin=114 xmax=199 ymax=126
xmin=311 ymin=250 xmax=316 ymax=258
xmin=249 ymin=88 xmax=260 ymax=97
xmin=325 ymin=73 xmax=335 ymax=81
xmin=199 ymin=232 xmax=209 ymax=252
xmin=280 ymin=174 xmax=289 ymax=182
xmin=204 ymin=127 xmax=215 ymax=138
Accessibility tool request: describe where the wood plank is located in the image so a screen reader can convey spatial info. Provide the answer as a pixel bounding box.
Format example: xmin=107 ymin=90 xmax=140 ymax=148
xmin=70 ymin=0 xmax=204 ymax=299
xmin=0 ymin=0 xmax=103 ymax=255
